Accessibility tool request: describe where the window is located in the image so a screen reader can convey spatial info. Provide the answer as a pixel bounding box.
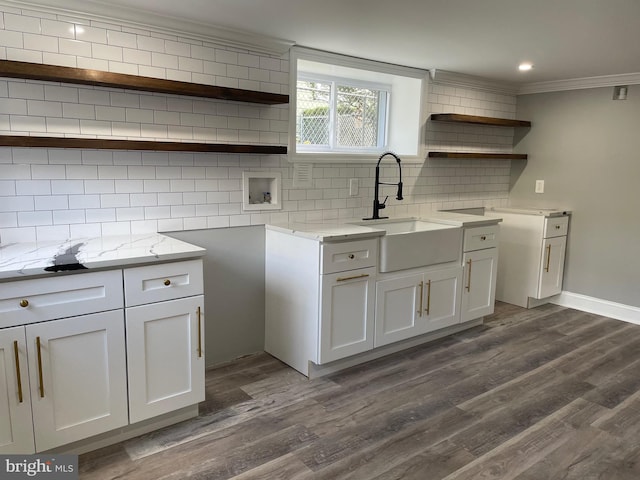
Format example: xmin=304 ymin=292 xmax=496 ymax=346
xmin=296 ymin=75 xmax=389 ymax=152
xmin=290 ymin=47 xmax=427 ymax=162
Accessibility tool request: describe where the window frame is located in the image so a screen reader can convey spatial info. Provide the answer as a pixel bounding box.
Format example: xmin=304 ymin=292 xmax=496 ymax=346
xmin=296 ymin=72 xmax=391 ymax=154
xmin=289 ymin=47 xmax=428 ymax=163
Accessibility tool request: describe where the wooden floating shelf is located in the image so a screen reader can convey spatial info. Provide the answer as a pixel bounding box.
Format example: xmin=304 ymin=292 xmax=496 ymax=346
xmin=430 ymin=114 xmax=531 ymax=128
xmin=0 ymin=60 xmax=289 ymax=105
xmin=428 ymin=151 xmax=528 ymax=160
xmin=0 ymin=135 xmax=287 ymax=154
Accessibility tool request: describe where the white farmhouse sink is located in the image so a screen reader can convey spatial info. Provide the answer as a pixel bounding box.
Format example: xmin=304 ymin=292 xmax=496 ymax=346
xmin=354 ymin=219 xmax=462 ymax=272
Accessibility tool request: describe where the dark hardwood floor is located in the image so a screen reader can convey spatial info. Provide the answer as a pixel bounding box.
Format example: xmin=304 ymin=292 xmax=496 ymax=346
xmin=79 ymin=302 xmax=640 ymax=479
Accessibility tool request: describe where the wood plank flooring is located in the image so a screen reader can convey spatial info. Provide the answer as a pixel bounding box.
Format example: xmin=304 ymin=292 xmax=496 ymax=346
xmin=79 ymin=302 xmax=640 ymax=479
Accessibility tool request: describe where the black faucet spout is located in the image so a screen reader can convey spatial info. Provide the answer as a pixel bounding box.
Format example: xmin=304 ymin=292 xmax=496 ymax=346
xmin=363 ymin=152 xmax=403 ymax=220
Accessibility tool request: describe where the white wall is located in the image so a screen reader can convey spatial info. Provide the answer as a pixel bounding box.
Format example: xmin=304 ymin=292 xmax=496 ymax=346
xmin=513 ymin=86 xmax=640 ymax=309
xmin=0 ymin=4 xmax=516 ymax=243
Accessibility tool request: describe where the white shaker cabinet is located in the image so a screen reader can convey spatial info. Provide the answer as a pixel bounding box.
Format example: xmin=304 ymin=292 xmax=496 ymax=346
xmin=460 ymin=225 xmax=499 ymax=322
xmin=123 ymin=260 xmax=205 ymax=423
xmin=0 ymin=270 xmax=127 ymax=453
xmin=375 ymin=266 xmax=462 ymax=347
xmin=26 ymin=310 xmax=128 ymax=452
xmin=265 ymin=230 xmax=377 ymax=376
xmin=486 ymin=209 xmax=570 ymax=308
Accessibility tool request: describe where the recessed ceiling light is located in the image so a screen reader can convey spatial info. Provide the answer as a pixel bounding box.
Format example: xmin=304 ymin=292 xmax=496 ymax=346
xmin=518 ymin=63 xmax=533 ymax=72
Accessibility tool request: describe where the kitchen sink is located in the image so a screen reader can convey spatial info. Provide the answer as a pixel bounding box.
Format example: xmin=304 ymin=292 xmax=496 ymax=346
xmin=353 ymin=219 xmax=462 ymax=272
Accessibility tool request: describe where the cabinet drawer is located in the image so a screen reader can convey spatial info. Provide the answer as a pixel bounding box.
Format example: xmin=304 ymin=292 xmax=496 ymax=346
xmin=0 ymin=270 xmax=123 ymax=329
xmin=463 ymin=225 xmax=499 ymax=252
xmin=544 ymin=216 xmax=569 ymax=238
xmin=321 ymin=239 xmax=378 ymax=274
xmin=124 ymin=259 xmax=204 ymax=307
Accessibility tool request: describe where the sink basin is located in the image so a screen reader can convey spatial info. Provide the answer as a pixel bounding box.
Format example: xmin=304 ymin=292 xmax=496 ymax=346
xmin=354 ymin=219 xmax=462 ymax=272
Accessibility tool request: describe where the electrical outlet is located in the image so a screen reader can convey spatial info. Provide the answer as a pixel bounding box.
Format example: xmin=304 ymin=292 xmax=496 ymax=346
xmin=535 ymin=180 xmax=545 ymax=194
xmin=349 ymin=178 xmax=359 ymax=196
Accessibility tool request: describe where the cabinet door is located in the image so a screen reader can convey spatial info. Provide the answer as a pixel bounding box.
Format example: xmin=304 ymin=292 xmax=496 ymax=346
xmin=126 ymin=295 xmax=205 ymax=423
xmin=25 ymin=310 xmax=128 ymax=452
xmin=0 ymin=327 xmax=35 ymax=454
xmin=423 ymin=267 xmax=462 ymax=332
xmin=461 ymin=249 xmax=498 ymax=322
xmin=319 ymin=267 xmax=375 ymax=363
xmin=374 ymin=272 xmax=424 ymax=347
xmin=537 ymin=236 xmax=566 ymax=299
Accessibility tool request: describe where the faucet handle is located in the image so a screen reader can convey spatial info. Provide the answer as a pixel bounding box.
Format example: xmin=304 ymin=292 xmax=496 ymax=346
xmin=379 ymin=196 xmax=388 ymax=209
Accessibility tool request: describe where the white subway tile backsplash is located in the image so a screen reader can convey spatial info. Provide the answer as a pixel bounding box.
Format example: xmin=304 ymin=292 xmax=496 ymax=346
xmin=0 ymin=29 xmax=24 ymax=49
xmin=0 ymin=5 xmax=514 ymax=240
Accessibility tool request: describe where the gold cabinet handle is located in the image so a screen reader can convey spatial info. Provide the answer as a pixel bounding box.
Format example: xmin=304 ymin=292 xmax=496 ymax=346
xmin=164 ymin=279 xmax=171 ymax=286
xmin=424 ymin=280 xmax=432 ymax=315
xmin=336 ymin=273 xmax=369 ymax=282
xmin=466 ymin=259 xmax=473 ymax=292
xmin=197 ymin=306 xmax=202 ymax=358
xmin=417 ymin=281 xmax=424 ymax=317
xmin=36 ymin=336 xmax=44 ymax=398
xmin=13 ymin=341 xmax=23 ymax=403
xmin=545 ymin=244 xmax=551 ymax=272
xmin=19 ymin=299 xmax=29 ymax=308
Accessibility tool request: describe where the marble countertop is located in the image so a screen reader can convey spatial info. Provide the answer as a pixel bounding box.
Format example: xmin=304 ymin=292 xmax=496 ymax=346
xmin=0 ymin=233 xmax=205 ymax=281
xmin=266 ymin=212 xmax=501 ymax=242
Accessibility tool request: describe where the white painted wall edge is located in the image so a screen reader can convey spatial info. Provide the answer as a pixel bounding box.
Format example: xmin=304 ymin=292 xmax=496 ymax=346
xmin=552 ymin=291 xmax=640 ymax=326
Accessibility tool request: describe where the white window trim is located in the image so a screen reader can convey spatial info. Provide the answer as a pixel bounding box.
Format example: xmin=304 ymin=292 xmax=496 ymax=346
xmin=289 ymin=46 xmax=430 ymax=164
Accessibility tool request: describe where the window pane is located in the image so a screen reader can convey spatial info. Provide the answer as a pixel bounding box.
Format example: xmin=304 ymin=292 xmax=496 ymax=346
xmin=297 ymin=80 xmax=331 ymax=147
xmin=336 ymin=85 xmax=380 ymax=148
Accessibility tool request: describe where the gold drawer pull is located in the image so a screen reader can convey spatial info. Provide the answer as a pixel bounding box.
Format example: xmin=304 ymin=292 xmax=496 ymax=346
xmin=336 ymin=273 xmax=369 ymax=282
xmin=545 ymin=244 xmax=552 ymax=272
xmin=19 ymin=299 xmax=29 ymax=308
xmin=36 ymin=336 xmax=44 ymax=398
xmin=164 ymin=279 xmax=171 ymax=286
xmin=13 ymin=341 xmax=23 ymax=403
xmin=197 ymin=306 xmax=202 ymax=358
xmin=424 ymin=280 xmax=432 ymax=315
xmin=417 ymin=281 xmax=424 ymax=317
xmin=466 ymin=259 xmax=473 ymax=292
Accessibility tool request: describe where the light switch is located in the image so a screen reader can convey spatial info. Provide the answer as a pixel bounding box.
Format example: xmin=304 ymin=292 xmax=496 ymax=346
xmin=535 ymin=180 xmax=545 ymax=194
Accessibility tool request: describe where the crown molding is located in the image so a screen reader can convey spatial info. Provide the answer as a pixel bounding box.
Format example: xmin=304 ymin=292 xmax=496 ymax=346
xmin=518 ymin=72 xmax=640 ymax=95
xmin=431 ymin=69 xmax=519 ymax=95
xmin=0 ymin=0 xmax=294 ymax=56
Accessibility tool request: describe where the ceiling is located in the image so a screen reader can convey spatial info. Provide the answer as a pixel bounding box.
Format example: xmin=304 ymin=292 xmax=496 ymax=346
xmin=31 ymin=0 xmax=640 ymax=85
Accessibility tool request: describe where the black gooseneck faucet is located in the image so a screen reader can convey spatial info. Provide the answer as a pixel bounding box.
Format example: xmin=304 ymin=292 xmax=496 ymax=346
xmin=363 ymin=151 xmax=403 ymax=220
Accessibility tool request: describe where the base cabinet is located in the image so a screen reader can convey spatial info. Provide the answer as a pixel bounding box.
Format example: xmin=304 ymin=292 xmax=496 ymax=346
xmin=0 ymin=257 xmax=205 ymax=454
xmin=461 ymin=248 xmax=498 ymax=322
xmin=375 ymin=266 xmax=462 ymax=347
xmin=319 ymin=268 xmax=376 ymax=364
xmin=1 ymin=311 xmax=127 ymax=453
xmin=538 ymin=236 xmax=566 ymax=299
xmin=27 ymin=311 xmax=128 ymax=452
xmin=126 ymin=295 xmax=205 ymax=423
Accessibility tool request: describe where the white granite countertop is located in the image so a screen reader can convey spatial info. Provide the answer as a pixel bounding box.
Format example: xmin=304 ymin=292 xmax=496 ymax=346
xmin=266 ymin=222 xmax=386 ymax=242
xmin=0 ymin=233 xmax=205 ymax=281
xmin=266 ymin=212 xmax=501 ymax=242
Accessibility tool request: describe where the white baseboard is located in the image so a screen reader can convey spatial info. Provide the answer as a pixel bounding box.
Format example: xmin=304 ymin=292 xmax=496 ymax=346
xmin=552 ymin=291 xmax=640 ymax=325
